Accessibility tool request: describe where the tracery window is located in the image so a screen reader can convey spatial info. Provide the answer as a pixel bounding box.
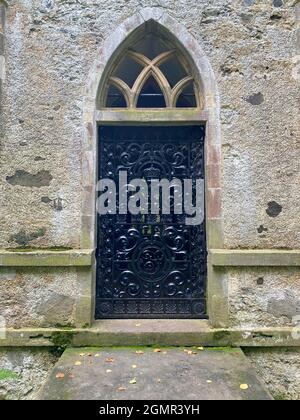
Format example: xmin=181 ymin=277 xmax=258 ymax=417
xmin=102 ymin=33 xmax=200 ymax=109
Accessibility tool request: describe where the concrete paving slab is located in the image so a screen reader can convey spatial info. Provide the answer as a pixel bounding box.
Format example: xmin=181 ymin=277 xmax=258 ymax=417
xmin=39 ymin=347 xmax=273 ymax=400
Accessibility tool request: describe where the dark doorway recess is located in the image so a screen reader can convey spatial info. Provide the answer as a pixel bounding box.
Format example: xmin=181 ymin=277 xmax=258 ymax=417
xmin=96 ymin=126 xmax=207 ymax=319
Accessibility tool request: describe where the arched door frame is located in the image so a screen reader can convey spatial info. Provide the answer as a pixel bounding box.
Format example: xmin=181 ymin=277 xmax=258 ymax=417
xmin=81 ymin=8 xmax=227 ymax=328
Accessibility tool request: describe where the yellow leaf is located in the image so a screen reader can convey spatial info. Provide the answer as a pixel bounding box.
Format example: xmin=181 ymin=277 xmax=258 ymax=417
xmin=106 ymin=358 xmax=115 ymax=363
xmin=207 ymin=380 xmax=212 ymax=384
xmin=135 ymin=323 xmax=141 ymax=327
xmin=132 ymin=365 xmax=137 ymax=369
xmin=135 ymin=351 xmax=144 ymax=355
xmin=197 ymin=347 xmax=204 ymax=351
xmin=129 ymin=378 xmax=137 ymax=384
xmin=106 ymin=369 xmax=112 ymax=373
xmin=79 ymin=353 xmax=85 ymax=357
xmin=94 ymin=354 xmax=100 ymax=357
xmin=240 ymin=384 xmax=249 ymax=390
xmin=154 ymin=349 xmax=161 ymax=353
xmin=74 ymin=361 xmax=82 ymax=366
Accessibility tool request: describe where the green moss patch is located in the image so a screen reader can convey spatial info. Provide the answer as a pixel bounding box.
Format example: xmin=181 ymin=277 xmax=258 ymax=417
xmin=6 ymin=247 xmax=73 ymax=253
xmin=0 ymin=369 xmax=19 ymax=381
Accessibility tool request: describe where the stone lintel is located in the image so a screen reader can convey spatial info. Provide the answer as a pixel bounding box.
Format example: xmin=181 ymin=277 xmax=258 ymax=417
xmin=95 ymin=109 xmax=209 ymax=123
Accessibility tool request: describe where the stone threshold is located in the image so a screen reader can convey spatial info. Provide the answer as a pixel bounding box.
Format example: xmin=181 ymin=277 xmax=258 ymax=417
xmin=1 ymin=320 xmax=300 ymax=348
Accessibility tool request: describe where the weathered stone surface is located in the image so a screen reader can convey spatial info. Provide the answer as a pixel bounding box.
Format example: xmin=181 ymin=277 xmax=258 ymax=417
xmin=39 ymin=347 xmax=273 ymax=400
xmin=6 ymin=170 xmax=53 ymax=188
xmin=9 ymin=228 xmax=46 ymax=247
xmin=36 ymin=292 xmax=76 ymax=326
xmin=244 ymin=347 xmax=300 ymax=400
xmin=228 ymin=268 xmax=300 ymax=328
xmin=0 ymin=267 xmax=80 ymax=328
xmin=0 ymin=1 xmax=299 ymax=335
xmin=0 ymin=348 xmax=57 ymax=400
xmin=0 ymin=0 xmax=298 ymax=250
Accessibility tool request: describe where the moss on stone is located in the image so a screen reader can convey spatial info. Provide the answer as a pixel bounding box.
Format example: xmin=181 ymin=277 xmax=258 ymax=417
xmin=0 ymin=369 xmax=19 ymax=381
xmin=51 ymin=331 xmax=75 ymax=352
xmin=6 ymin=247 xmax=73 ymax=252
xmin=212 ymin=330 xmax=231 ymax=343
xmin=274 ymin=393 xmax=288 ymax=401
xmin=206 ymin=347 xmax=239 ymax=352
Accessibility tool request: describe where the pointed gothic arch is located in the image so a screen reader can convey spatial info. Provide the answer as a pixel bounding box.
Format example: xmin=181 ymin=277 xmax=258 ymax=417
xmin=98 ymin=29 xmax=201 ymax=110
xmin=81 ymin=8 xmax=225 ymax=327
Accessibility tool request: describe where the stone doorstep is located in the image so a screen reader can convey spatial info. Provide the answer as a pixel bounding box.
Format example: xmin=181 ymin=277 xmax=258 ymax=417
xmin=38 ymin=347 xmax=273 ymax=400
xmin=2 ymin=320 xmax=300 ymax=348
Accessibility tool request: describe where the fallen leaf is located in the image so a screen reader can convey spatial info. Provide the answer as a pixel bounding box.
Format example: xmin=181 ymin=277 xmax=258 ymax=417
xmin=207 ymin=380 xmax=212 ymax=384
xmin=132 ymin=365 xmax=137 ymax=369
xmin=117 ymin=386 xmax=127 ymax=391
xmin=87 ymin=353 xmax=93 ymax=357
xmin=197 ymin=347 xmax=204 ymax=351
xmin=106 ymin=369 xmax=112 ymax=373
xmin=129 ymin=378 xmax=137 ymax=384
xmin=74 ymin=361 xmax=82 ymax=366
xmin=135 ymin=323 xmax=141 ymax=327
xmin=157 ymin=379 xmax=161 ymax=383
xmin=94 ymin=354 xmax=100 ymax=357
xmin=56 ymin=372 xmax=65 ymax=380
xmin=154 ymin=349 xmax=161 ymax=353
xmin=240 ymin=384 xmax=249 ymax=390
xmin=79 ymin=353 xmax=86 ymax=357
xmin=135 ymin=351 xmax=144 ymax=355
xmin=106 ymin=358 xmax=115 ymax=363
xmin=162 ymin=351 xmax=168 ymax=355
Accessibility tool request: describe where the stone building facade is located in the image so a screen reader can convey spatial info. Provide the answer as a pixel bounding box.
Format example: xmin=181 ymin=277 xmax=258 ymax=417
xmin=0 ymin=0 xmax=299 ymax=398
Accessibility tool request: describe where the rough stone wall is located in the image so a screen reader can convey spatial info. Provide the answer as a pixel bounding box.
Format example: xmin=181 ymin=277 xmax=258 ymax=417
xmin=0 ymin=347 xmax=58 ymax=400
xmin=228 ymin=267 xmax=300 ymax=328
xmin=0 ymin=1 xmax=299 ymax=331
xmin=244 ymin=347 xmax=300 ymax=400
xmin=0 ymin=266 xmax=86 ymax=328
xmin=0 ymin=0 xmax=298 ymax=250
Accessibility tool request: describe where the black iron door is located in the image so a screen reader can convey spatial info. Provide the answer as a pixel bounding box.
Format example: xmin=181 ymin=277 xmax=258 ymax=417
xmin=96 ymin=126 xmax=207 ymax=319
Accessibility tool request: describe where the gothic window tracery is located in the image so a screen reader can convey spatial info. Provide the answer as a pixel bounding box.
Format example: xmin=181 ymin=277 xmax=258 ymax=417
xmin=102 ymin=33 xmax=200 ymax=109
